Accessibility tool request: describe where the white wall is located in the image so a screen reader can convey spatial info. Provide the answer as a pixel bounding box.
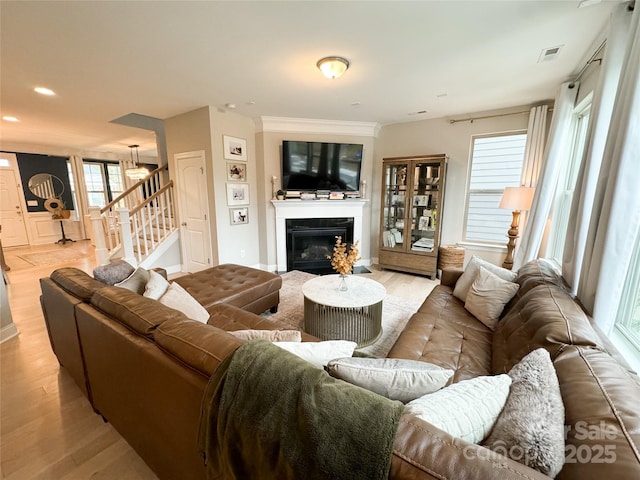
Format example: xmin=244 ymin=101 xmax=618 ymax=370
xmin=376 ymin=105 xmax=534 ymax=267
xmin=209 ymin=109 xmax=260 ymax=267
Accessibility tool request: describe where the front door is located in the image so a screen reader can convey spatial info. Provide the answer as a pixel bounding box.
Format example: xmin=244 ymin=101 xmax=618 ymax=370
xmin=175 ymin=151 xmax=212 ymax=272
xmin=0 ymin=168 xmax=29 ymax=247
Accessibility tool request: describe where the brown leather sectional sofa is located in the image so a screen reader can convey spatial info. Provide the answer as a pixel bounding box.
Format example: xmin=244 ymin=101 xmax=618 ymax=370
xmin=39 ymin=260 xmax=640 ymax=479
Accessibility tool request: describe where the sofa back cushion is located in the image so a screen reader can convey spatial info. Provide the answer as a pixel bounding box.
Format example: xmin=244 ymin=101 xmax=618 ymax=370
xmin=502 ymin=258 xmax=567 ymax=317
xmin=553 ymin=346 xmax=640 ymax=479
xmin=492 ymin=284 xmax=605 ymax=373
xmin=155 ymin=319 xmax=243 ymax=376
xmin=91 ymin=286 xmax=189 ymax=336
xmin=50 ymin=267 xmax=107 ymax=302
xmin=388 ymin=285 xmax=493 ymax=383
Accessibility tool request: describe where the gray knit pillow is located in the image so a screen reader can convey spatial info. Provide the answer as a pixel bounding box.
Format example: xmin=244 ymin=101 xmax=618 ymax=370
xmin=93 ymin=260 xmax=135 ymax=285
xmin=484 ymin=348 xmax=565 ymax=477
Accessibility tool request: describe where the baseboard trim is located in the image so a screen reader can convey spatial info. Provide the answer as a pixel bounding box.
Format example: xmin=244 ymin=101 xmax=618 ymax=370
xmin=0 ymin=323 xmax=19 ymax=344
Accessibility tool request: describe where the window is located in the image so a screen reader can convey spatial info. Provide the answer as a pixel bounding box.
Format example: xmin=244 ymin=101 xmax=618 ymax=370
xmin=546 ymin=98 xmax=592 ymax=266
xmin=614 ymin=231 xmax=640 ymax=368
xmin=464 ymin=133 xmax=527 ymax=244
xmin=107 ymin=164 xmax=124 ymax=201
xmin=83 ymin=162 xmax=108 ymax=207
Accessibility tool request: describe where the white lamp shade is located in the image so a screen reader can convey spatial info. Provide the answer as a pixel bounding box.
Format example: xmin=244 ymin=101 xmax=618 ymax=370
xmin=317 ymin=56 xmax=349 ymax=79
xmin=499 ymin=186 xmax=535 ymax=211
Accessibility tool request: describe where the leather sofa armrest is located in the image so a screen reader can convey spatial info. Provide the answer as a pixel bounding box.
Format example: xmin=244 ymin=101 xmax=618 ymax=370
xmin=391 ymin=413 xmax=549 ymax=480
xmin=440 ymin=268 xmax=464 ymax=288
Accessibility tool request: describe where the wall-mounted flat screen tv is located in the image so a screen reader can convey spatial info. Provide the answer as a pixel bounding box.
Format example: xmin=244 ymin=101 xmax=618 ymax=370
xmin=282 ymin=141 xmax=363 ymax=191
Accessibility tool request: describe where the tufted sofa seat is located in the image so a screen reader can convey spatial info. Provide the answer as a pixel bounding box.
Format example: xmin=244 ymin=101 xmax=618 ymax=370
xmin=173 ymin=263 xmax=282 ymax=315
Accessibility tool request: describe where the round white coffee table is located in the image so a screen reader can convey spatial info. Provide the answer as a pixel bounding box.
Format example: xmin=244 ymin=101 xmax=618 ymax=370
xmin=301 ymin=275 xmax=386 ymax=347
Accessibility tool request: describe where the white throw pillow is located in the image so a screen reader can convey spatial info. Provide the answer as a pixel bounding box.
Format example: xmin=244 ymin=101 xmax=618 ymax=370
xmin=143 ymin=270 xmax=170 ymax=300
xmin=406 ymin=374 xmax=512 ymax=444
xmin=464 ymin=266 xmax=519 ymax=329
xmin=453 ymin=256 xmax=517 ymax=303
xmin=114 ymin=266 xmax=149 ymax=295
xmin=159 ymin=282 xmax=209 ymax=323
xmin=326 ymin=357 xmax=454 ymax=402
xmin=273 ymin=340 xmax=357 ymax=369
xmin=229 ymin=329 xmax=302 ymax=342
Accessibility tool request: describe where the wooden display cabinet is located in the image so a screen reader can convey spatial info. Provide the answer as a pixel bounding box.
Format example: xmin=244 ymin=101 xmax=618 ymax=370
xmin=379 ymin=154 xmax=447 ymax=278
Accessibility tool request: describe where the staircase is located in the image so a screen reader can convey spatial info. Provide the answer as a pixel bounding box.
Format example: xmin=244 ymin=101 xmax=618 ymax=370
xmin=89 ymin=166 xmax=178 ymax=268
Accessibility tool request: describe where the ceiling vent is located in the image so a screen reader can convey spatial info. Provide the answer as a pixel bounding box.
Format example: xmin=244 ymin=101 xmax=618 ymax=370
xmin=539 ymin=45 xmax=564 ymax=63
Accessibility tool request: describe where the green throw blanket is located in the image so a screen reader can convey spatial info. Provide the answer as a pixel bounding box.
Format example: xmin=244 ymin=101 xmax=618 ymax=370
xmin=198 ymin=339 xmax=404 ymax=480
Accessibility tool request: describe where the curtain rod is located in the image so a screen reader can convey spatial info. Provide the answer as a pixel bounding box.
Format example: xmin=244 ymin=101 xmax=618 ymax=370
xmin=449 ymin=110 xmax=530 ymax=125
xmin=571 ymin=39 xmax=607 ymax=87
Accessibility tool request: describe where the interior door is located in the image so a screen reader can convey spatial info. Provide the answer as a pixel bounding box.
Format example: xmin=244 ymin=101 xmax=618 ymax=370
xmin=0 ymin=169 xmax=29 ymax=247
xmin=175 ymin=151 xmax=212 ymax=272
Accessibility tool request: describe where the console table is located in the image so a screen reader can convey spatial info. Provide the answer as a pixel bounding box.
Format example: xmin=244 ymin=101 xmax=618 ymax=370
xmin=301 ymin=274 xmax=386 ymax=347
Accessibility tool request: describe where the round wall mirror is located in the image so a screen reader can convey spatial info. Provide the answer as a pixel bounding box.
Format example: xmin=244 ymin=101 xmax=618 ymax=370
xmin=28 ymin=173 xmax=65 ymax=199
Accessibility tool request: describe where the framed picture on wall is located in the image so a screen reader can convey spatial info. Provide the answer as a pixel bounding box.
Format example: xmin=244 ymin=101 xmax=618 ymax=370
xmin=226 ymin=183 xmax=250 ymax=206
xmin=226 ymin=162 xmax=246 ymax=181
xmin=223 ymin=135 xmax=247 ymax=161
xmin=230 ymin=207 xmax=249 ymax=225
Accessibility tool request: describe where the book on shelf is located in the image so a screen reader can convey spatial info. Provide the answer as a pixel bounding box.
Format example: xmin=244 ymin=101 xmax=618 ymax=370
xmin=300 ymin=193 xmax=316 ymax=200
xmin=285 ymin=190 xmax=301 ymax=198
xmin=344 ymin=191 xmax=360 ymax=199
xmin=329 ymin=192 xmax=345 ymax=200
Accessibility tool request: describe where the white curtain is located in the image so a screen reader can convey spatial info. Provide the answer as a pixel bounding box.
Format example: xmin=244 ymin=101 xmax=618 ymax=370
xmin=521 ymin=105 xmax=548 ymax=187
xmin=576 ymin=3 xmax=640 ymax=333
xmin=563 ymin=3 xmax=635 ymax=291
xmin=514 ymin=83 xmax=578 ymax=269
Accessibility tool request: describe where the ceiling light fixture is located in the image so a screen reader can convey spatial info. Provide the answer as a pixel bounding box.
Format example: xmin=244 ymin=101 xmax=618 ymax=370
xmin=34 ymin=87 xmax=56 ymax=96
xmin=2 ymin=116 xmax=19 ymax=122
xmin=125 ymin=144 xmax=149 ymax=180
xmin=316 ymin=56 xmax=350 ymax=79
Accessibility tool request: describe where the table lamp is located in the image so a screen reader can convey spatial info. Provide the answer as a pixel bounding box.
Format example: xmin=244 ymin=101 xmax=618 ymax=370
xmin=499 ymin=186 xmax=535 ymax=270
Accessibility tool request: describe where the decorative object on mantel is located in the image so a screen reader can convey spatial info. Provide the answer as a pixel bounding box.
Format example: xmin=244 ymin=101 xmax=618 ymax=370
xmin=499 ymin=186 xmax=535 ymax=270
xmin=125 ymin=144 xmax=149 ymax=180
xmin=360 ymin=179 xmax=367 ymax=199
xmin=271 ymin=176 xmax=278 ymax=199
xmin=276 ymin=189 xmax=285 ymax=200
xmin=327 ymin=236 xmax=361 ymax=291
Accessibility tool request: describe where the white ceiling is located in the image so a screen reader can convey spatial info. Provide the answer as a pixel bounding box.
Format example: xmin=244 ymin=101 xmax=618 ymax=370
xmin=0 ymin=1 xmax=617 ymax=158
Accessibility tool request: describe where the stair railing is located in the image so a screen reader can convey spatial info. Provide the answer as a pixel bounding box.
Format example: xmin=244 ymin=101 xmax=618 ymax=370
xmin=90 ymin=166 xmax=175 ymax=266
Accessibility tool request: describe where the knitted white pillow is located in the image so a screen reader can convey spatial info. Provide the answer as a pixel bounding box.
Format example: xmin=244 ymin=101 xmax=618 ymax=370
xmin=406 ymin=374 xmax=512 ymax=444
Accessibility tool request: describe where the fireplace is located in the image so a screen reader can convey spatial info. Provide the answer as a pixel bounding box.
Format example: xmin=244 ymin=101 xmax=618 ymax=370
xmin=286 ymin=218 xmax=354 ymax=274
xmin=272 ymin=199 xmax=366 ymax=273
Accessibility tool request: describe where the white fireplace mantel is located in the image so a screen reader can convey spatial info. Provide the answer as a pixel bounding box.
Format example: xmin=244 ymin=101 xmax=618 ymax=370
xmin=272 ymin=199 xmax=368 ymax=272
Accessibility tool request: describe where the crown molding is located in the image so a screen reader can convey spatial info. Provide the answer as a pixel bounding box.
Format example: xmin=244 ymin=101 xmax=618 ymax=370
xmin=257 ymin=116 xmax=380 ymax=137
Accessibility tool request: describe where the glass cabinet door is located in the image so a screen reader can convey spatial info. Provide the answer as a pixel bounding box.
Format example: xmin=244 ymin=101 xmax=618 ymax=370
xmin=381 ymin=162 xmax=409 ymax=251
xmin=409 ymin=162 xmax=440 ymax=254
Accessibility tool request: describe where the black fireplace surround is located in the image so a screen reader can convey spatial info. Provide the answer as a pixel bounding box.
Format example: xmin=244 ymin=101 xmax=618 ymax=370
xmin=286 ymin=217 xmax=354 ymax=274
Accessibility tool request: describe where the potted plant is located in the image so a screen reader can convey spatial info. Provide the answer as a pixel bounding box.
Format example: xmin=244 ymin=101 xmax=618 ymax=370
xmin=276 ymin=189 xmax=285 ymax=200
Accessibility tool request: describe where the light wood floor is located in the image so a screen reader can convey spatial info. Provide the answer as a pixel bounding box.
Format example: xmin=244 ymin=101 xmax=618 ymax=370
xmin=0 ymin=241 xmax=435 ymax=479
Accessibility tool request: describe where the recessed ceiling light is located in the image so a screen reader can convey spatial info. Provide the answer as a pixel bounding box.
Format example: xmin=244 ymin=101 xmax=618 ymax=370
xmin=408 ymin=110 xmax=429 ymax=116
xmin=436 ymin=93 xmax=448 ymax=98
xmin=351 ymin=102 xmax=361 ymax=106
xmin=225 ymin=103 xmax=236 ymax=109
xmin=2 ymin=116 xmax=19 ymax=122
xmin=34 ymin=87 xmax=56 ymax=96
